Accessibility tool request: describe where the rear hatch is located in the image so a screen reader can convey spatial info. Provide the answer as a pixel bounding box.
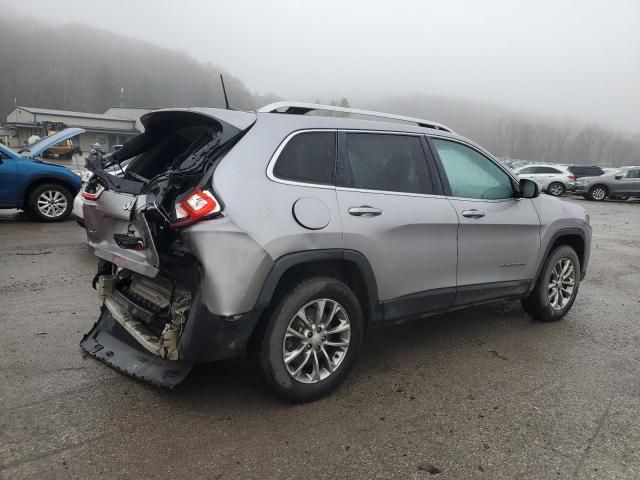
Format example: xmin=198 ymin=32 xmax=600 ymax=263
xmin=83 ymin=108 xmax=255 ymax=277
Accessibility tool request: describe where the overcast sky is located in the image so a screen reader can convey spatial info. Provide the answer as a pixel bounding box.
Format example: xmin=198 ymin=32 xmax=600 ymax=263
xmin=4 ymin=0 xmax=640 ymax=132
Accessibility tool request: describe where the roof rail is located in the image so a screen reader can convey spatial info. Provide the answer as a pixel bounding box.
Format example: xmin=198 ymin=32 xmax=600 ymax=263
xmin=257 ymin=101 xmax=454 ymax=133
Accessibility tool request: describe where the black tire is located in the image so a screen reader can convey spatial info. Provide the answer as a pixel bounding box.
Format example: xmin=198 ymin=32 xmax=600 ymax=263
xmin=27 ymin=183 xmax=74 ymax=222
xmin=521 ymin=245 xmax=580 ymax=322
xmin=589 ymin=184 xmax=607 ymax=201
xmin=547 ymin=182 xmax=565 ymax=197
xmin=256 ymin=276 xmax=364 ymax=403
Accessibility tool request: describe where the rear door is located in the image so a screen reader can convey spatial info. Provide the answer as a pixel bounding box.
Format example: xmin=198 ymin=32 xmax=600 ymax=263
xmin=515 ymin=166 xmax=539 ymax=181
xmin=615 ymin=168 xmax=640 ymax=195
xmin=336 ymin=131 xmax=459 ymax=320
xmin=429 ymin=137 xmax=541 ymax=305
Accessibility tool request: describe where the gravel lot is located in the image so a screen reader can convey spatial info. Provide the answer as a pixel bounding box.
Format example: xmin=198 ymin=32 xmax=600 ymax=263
xmin=1 ymin=198 xmax=639 ymax=479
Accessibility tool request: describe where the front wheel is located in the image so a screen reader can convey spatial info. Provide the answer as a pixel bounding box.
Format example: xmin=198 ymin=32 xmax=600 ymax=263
xmin=256 ymin=277 xmax=364 ymax=402
xmin=28 ymin=183 xmax=73 ymax=222
xmin=547 ymin=182 xmax=565 ymax=197
xmin=589 ymin=185 xmax=607 ymax=201
xmin=521 ymin=245 xmax=580 ymax=322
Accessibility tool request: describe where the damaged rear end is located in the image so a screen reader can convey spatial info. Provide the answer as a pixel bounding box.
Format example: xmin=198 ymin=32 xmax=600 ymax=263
xmin=80 ymin=108 xmax=256 ymax=388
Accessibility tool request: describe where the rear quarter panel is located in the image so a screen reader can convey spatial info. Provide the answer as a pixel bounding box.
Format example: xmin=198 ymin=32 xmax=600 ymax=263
xmin=212 ymin=120 xmax=343 ymax=260
xmin=194 ymin=119 xmax=343 ymax=315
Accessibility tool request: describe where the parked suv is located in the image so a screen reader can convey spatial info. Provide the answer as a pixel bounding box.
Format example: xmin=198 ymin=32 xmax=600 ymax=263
xmin=515 ymin=164 xmax=574 ymax=196
xmin=0 ymin=128 xmax=84 ymax=221
xmin=573 ymin=166 xmax=640 ymax=201
xmin=567 ymin=165 xmax=604 ymax=180
xmin=80 ymin=103 xmax=591 ymax=402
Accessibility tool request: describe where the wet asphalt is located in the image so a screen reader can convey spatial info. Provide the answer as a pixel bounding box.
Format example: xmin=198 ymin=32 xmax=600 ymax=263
xmin=1 ymin=198 xmax=639 ymax=479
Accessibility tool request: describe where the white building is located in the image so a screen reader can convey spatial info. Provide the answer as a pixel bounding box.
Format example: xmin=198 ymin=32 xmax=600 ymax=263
xmin=4 ymin=106 xmax=139 ymax=152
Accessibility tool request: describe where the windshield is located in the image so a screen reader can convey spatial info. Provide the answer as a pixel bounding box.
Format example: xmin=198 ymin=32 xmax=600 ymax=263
xmin=0 ymin=143 xmax=15 ymax=159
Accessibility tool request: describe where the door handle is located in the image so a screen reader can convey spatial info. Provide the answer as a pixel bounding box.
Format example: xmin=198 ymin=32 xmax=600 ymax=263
xmin=348 ymin=206 xmax=383 ymax=217
xmin=461 ymin=209 xmax=485 ymax=218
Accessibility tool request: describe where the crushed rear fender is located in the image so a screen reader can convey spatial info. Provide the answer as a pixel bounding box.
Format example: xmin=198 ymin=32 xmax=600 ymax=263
xmin=80 ymin=306 xmax=193 ymax=389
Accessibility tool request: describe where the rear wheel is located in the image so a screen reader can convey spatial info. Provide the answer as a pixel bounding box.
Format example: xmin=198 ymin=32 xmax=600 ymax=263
xmin=28 ymin=183 xmax=73 ymax=222
xmin=521 ymin=245 xmax=580 ymax=322
xmin=256 ymin=276 xmax=364 ymax=402
xmin=589 ymin=185 xmax=607 ymax=201
xmin=547 ymin=182 xmax=565 ymax=197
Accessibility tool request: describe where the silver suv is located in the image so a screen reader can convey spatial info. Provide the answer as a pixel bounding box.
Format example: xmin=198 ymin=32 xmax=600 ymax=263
xmin=80 ymin=102 xmax=591 ymax=402
xmin=573 ymin=166 xmax=640 ymax=201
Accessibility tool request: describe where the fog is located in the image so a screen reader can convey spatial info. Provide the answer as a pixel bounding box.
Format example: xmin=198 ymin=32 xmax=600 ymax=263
xmin=4 ymin=0 xmax=639 ymax=133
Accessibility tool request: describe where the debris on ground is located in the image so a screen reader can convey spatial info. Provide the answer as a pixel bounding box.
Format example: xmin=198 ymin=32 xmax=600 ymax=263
xmin=418 ymin=463 xmax=441 ymax=474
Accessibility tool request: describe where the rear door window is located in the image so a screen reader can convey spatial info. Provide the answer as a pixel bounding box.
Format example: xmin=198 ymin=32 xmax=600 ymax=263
xmin=336 ymin=133 xmax=433 ymax=194
xmin=537 ymin=167 xmax=562 ymax=174
xmin=273 ymin=131 xmax=336 ymax=185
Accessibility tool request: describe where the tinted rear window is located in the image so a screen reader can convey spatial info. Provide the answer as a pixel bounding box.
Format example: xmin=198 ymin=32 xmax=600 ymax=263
xmin=273 ymin=131 xmax=336 ymax=185
xmin=569 ymin=166 xmax=604 ymax=176
xmin=337 ymin=133 xmax=432 ymax=194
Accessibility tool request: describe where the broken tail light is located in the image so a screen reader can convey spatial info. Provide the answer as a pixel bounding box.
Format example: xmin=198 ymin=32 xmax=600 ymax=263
xmin=567 ymin=174 xmax=575 ymax=181
xmin=170 ymin=188 xmax=222 ymax=229
xmin=81 ymin=182 xmax=105 ymax=200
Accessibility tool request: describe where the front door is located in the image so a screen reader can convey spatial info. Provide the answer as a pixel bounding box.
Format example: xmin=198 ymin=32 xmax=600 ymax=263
xmin=336 ymin=132 xmax=459 ymax=320
xmin=429 ymin=137 xmax=541 ymax=305
xmin=0 ymin=149 xmax=18 ymax=207
xmin=611 ymin=168 xmax=640 ymax=195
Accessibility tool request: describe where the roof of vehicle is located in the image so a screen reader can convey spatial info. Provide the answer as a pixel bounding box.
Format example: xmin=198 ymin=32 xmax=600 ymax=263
xmin=137 ymin=104 xmax=494 ymax=161
xmin=258 ymin=101 xmax=454 ymax=132
xmin=254 ymin=111 xmax=493 ymax=156
xmin=516 ymin=163 xmax=569 ymax=170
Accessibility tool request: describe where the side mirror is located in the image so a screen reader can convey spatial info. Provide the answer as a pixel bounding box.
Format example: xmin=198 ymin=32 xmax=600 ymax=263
xmin=614 ymin=175 xmax=623 ymax=180
xmin=519 ymin=178 xmax=539 ymax=199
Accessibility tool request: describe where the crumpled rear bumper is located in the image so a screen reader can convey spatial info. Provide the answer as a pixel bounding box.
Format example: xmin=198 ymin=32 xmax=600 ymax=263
xmin=80 ymin=306 xmax=193 ymax=389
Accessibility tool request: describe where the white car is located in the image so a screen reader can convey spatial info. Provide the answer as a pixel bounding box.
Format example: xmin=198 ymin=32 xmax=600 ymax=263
xmin=72 ymin=160 xmax=130 ymax=226
xmin=72 ymin=169 xmax=94 ymax=225
xmin=514 ymin=164 xmax=575 ymax=196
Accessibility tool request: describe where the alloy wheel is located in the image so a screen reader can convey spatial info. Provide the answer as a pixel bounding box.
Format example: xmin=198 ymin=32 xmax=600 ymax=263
xmin=549 ymin=183 xmax=564 ymax=196
xmin=37 ymin=190 xmax=68 ymax=218
xmin=591 ymin=187 xmax=606 ymax=201
xmin=547 ymin=257 xmax=576 ymax=311
xmin=282 ymin=298 xmax=351 ymax=384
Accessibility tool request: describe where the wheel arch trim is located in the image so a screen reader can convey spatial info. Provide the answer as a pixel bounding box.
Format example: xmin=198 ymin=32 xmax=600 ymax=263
xmin=253 ymin=249 xmax=381 ymax=322
xmin=22 ymin=175 xmax=80 ymax=209
xmin=529 ymin=227 xmax=588 ymax=293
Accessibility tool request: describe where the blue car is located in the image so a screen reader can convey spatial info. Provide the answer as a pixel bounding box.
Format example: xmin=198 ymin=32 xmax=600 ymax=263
xmin=0 ymin=128 xmax=85 ymax=221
